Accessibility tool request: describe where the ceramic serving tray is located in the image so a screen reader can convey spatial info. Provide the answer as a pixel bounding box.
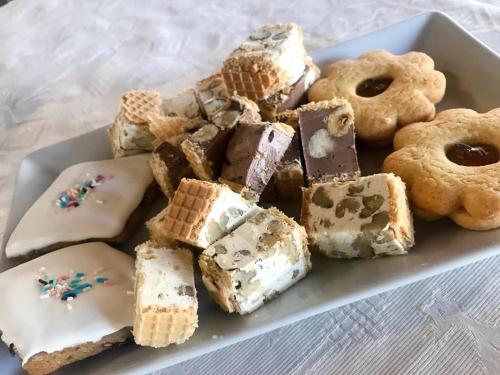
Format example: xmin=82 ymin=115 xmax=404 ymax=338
xmin=1 ymin=11 xmax=499 ymax=375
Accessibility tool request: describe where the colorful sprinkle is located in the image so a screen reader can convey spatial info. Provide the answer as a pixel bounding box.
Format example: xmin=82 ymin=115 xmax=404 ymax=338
xmin=56 ymin=174 xmax=112 ymax=209
xmin=37 ymin=267 xmax=113 ymax=306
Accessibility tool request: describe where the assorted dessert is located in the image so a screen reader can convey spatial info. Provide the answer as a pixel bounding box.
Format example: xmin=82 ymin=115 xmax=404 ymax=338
xmin=1 ymin=21 xmax=499 ymax=375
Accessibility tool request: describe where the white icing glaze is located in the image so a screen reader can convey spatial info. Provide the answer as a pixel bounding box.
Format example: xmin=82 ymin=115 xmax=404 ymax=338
xmin=6 ymin=154 xmax=154 ymax=258
xmin=135 ymin=244 xmax=197 ymax=310
xmin=0 ymin=242 xmax=134 ymax=364
xmin=304 ymin=173 xmax=407 ymax=258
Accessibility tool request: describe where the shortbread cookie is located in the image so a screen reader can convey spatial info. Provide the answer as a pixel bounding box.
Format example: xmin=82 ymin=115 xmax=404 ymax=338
xmin=220 ymin=121 xmax=295 ymax=200
xmin=298 ymin=99 xmax=360 ymax=184
xmin=133 ymin=242 xmax=198 ymax=347
xmin=6 ymin=154 xmax=157 ymax=259
xmin=0 ymin=242 xmax=134 ymax=375
xmin=181 ymin=96 xmax=261 ymax=181
xmin=308 ymin=50 xmax=446 ymax=145
xmin=199 ymin=207 xmax=311 ymax=314
xmin=383 ymin=108 xmax=500 ymax=230
xmin=222 ymin=23 xmax=307 ymax=101
xmin=108 ymin=90 xmax=161 ymax=158
xmin=148 ymin=179 xmax=259 ymax=249
xmin=258 ymin=60 xmax=320 ymax=121
xmin=274 ymin=110 xmax=304 ymax=200
xmin=301 ymin=173 xmax=414 ymax=258
xmin=149 ymin=141 xmax=193 ymax=199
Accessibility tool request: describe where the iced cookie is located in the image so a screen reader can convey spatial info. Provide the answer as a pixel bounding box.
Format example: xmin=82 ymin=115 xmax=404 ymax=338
xmin=383 ymin=108 xmax=500 ymax=230
xmin=298 ymin=99 xmax=360 ymax=183
xmin=133 ymin=242 xmax=198 ymax=348
xmin=147 ymin=179 xmax=259 ymax=249
xmin=301 ymin=173 xmax=414 ymax=258
xmin=222 ymin=23 xmax=308 ymax=101
xmin=308 ymin=50 xmax=446 ymax=145
xmin=6 ymin=154 xmax=157 ymax=259
xmin=199 ymin=207 xmax=311 ymax=314
xmin=0 ymin=242 xmax=134 ymax=375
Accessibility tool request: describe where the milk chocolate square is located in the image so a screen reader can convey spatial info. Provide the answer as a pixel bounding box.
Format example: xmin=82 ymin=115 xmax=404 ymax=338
xmin=298 ymin=99 xmax=360 ymax=184
xmin=220 ymin=122 xmax=294 ymax=200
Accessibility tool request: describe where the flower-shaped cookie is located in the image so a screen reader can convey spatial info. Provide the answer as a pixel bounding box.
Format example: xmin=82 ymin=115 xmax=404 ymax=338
xmin=308 ymin=50 xmax=446 ymax=146
xmin=382 ymin=108 xmax=500 ymax=230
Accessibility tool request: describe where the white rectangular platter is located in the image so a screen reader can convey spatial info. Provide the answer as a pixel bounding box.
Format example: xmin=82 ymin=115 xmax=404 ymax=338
xmin=1 ymin=11 xmax=499 ymax=375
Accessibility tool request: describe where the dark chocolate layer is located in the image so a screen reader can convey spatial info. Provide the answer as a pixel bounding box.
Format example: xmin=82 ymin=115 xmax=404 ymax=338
xmin=222 ymin=123 xmax=293 ymax=195
xmin=156 ymin=142 xmax=192 ymax=187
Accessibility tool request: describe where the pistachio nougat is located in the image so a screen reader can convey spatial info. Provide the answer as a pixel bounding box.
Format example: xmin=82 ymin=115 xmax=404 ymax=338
xmin=301 ymin=173 xmax=414 ymax=258
xmin=199 ymin=207 xmax=311 ymax=314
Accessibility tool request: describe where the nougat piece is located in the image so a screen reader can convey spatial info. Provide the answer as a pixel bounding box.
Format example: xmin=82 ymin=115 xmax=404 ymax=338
xmin=149 ymin=141 xmax=193 ymax=199
xmin=298 ymin=99 xmax=360 ymax=184
xmin=199 ymin=207 xmax=311 ymax=314
xmin=133 ymin=242 xmax=198 ymax=347
xmin=108 ymin=90 xmax=161 ymax=158
xmin=162 ymin=88 xmax=204 ymax=119
xmin=258 ymin=61 xmax=320 ymax=121
xmin=195 ymin=73 xmax=231 ymax=120
xmin=274 ymin=110 xmax=304 ymax=201
xmin=301 ymin=173 xmax=415 ymax=258
xmin=220 ymin=122 xmax=294 ymax=200
xmin=148 ymin=179 xmax=259 ymax=249
xmin=181 ymin=96 xmax=261 ymax=181
xmin=222 ymin=23 xmax=307 ymax=101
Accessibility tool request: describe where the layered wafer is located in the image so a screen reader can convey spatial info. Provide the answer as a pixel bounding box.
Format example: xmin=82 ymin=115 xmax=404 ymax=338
xmin=221 ymin=23 xmax=308 ymax=101
xmin=133 ymin=242 xmax=198 ymax=347
xmin=199 ymin=207 xmax=311 ymax=314
xmin=108 ymin=90 xmax=161 ymax=158
xmin=147 ymin=179 xmax=259 ymax=249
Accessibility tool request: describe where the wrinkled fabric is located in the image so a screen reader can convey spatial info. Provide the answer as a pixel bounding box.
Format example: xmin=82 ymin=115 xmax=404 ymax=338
xmin=0 ymin=1 xmax=499 ymax=374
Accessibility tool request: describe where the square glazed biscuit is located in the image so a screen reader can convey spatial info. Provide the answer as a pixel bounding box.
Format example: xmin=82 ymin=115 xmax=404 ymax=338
xmin=147 ymin=179 xmax=259 ymax=249
xmin=199 ymin=207 xmax=311 ymax=314
xmin=301 ymin=173 xmax=415 ymax=258
xmin=0 ymin=243 xmax=134 ymax=375
xmin=134 ymin=242 xmax=198 ymax=348
xmin=6 ymin=154 xmax=157 ymax=260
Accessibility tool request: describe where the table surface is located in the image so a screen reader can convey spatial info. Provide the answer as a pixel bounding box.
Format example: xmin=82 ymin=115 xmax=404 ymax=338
xmin=0 ymin=1 xmax=499 ymax=374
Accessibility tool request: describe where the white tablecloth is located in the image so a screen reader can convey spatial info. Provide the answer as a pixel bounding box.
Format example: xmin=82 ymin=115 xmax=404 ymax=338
xmin=0 ymin=1 xmax=499 ymax=374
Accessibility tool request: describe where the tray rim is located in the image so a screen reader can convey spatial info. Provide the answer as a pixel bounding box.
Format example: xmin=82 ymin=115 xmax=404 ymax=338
xmin=1 ymin=10 xmax=500 ymax=375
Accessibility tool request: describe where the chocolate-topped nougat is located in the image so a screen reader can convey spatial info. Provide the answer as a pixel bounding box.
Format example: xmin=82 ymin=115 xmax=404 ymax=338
xmin=181 ymin=96 xmax=261 ymax=181
xmin=220 ymin=121 xmax=295 ymax=200
xmin=301 ymin=173 xmax=414 ymax=258
xmin=298 ymin=99 xmax=360 ymax=184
